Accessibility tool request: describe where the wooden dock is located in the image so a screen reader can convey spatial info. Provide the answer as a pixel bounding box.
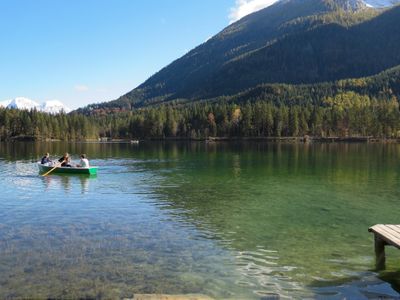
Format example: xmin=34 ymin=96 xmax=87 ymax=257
xmin=369 ymin=224 xmax=400 ymax=269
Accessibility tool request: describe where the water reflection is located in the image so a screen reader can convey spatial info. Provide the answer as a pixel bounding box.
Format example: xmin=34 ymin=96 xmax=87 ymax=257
xmin=1 ymin=142 xmax=400 ymax=299
xmin=232 ymin=154 xmax=241 ymax=178
xmin=41 ymin=174 xmax=95 ymax=194
xmin=135 ymin=142 xmax=400 ymax=298
xmin=79 ymin=176 xmax=91 ymax=193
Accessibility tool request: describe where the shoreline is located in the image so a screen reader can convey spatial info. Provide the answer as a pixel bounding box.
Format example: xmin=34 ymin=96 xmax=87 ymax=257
xmin=3 ymin=136 xmax=400 ymax=143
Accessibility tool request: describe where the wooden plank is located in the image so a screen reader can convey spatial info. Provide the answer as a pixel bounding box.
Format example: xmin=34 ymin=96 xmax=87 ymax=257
xmin=394 ymin=225 xmax=400 ymax=236
xmin=369 ymin=224 xmax=388 ymax=233
xmin=378 ymin=225 xmax=400 ymax=246
xmin=373 ymin=226 xmax=400 ymax=247
xmin=379 ymin=225 xmax=400 ymax=239
xmin=387 ymin=225 xmax=400 ymax=235
xmin=370 ymin=225 xmax=395 ymax=239
xmin=370 ymin=224 xmax=400 ymax=240
xmin=378 ymin=235 xmax=400 ymax=249
xmin=369 ymin=225 xmax=400 ymax=249
xmin=368 ymin=224 xmax=400 ymax=269
xmin=369 ymin=226 xmax=400 ymax=247
xmin=369 ymin=224 xmax=400 ymax=236
xmin=369 ymin=224 xmax=400 ymax=247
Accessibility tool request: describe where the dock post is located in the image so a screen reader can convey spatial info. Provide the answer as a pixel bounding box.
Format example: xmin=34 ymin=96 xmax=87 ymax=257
xmin=374 ymin=235 xmax=386 ymax=270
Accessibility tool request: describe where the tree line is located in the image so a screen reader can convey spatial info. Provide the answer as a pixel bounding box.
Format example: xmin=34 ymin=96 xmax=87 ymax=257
xmin=0 ymin=91 xmax=399 ymax=141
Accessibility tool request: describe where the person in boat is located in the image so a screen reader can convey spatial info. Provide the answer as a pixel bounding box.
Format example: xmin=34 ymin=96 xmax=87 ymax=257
xmin=76 ymin=154 xmax=90 ymax=168
xmin=58 ymin=153 xmax=72 ymax=167
xmin=41 ymin=153 xmax=52 ymax=165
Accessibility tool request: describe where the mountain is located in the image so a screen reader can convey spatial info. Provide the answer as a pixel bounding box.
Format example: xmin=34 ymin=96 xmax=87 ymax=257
xmin=6 ymin=97 xmax=40 ymax=110
xmin=40 ymin=100 xmax=71 ymax=114
xmin=0 ymin=99 xmax=12 ymax=108
xmin=219 ymin=64 xmax=400 ymax=106
xmin=89 ymin=0 xmax=400 ymax=111
xmin=0 ymin=97 xmax=71 ymax=114
xmin=365 ymin=0 xmax=400 ymax=7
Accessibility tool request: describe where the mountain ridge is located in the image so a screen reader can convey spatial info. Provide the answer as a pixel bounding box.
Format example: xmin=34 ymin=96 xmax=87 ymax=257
xmin=82 ymin=0 xmax=400 ymax=112
xmin=0 ymin=97 xmax=71 ymax=114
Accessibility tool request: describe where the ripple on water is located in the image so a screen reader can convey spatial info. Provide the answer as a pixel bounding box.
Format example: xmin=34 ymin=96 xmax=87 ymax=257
xmin=313 ymin=273 xmax=400 ymax=300
xmin=231 ymin=248 xmax=310 ymax=298
xmin=1 ymin=145 xmax=400 ymax=299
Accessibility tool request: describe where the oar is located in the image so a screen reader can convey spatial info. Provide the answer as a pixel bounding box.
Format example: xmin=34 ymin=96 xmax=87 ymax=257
xmin=42 ymin=160 xmax=65 ymax=177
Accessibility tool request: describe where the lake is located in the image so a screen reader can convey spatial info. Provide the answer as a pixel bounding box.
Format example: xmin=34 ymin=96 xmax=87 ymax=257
xmin=0 ymin=141 xmax=399 ymax=299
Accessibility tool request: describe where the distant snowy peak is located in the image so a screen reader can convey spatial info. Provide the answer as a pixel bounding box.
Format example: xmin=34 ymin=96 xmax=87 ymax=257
xmin=7 ymin=97 xmax=40 ymax=110
xmin=0 ymin=99 xmax=12 ymax=108
xmin=334 ymin=0 xmax=368 ymax=10
xmin=275 ymin=0 xmax=399 ymax=9
xmin=364 ymin=0 xmax=400 ymax=7
xmin=0 ymin=97 xmax=71 ymax=114
xmin=41 ymin=100 xmax=71 ymax=114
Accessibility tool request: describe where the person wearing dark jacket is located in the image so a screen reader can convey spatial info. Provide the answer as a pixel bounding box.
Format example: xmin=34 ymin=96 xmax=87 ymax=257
xmin=58 ymin=153 xmax=72 ymax=167
xmin=41 ymin=153 xmax=52 ymax=165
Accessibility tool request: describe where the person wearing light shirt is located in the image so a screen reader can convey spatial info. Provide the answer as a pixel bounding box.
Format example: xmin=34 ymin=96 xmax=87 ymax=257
xmin=77 ymin=154 xmax=90 ymax=168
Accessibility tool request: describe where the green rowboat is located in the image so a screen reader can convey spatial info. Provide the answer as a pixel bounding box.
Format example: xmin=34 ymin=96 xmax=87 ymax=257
xmin=37 ymin=162 xmax=98 ymax=175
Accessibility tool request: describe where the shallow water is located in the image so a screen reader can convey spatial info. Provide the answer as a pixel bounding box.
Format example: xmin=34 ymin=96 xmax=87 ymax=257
xmin=0 ymin=142 xmax=399 ymax=299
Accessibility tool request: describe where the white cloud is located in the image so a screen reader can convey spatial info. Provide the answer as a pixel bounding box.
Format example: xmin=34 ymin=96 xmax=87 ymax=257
xmin=74 ymin=84 xmax=89 ymax=92
xmin=229 ymin=0 xmax=278 ymax=23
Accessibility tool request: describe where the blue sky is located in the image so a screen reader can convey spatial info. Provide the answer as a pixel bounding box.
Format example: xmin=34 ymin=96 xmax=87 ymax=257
xmin=0 ymin=0 xmax=274 ymax=109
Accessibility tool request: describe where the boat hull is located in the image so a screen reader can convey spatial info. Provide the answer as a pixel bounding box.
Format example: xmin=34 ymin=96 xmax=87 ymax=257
xmin=37 ymin=163 xmax=98 ymax=175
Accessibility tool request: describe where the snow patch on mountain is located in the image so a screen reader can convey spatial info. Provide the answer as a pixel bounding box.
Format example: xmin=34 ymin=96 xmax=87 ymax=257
xmin=230 ymin=0 xmax=399 ymax=24
xmin=7 ymin=97 xmax=40 ymax=110
xmin=0 ymin=97 xmax=71 ymax=114
xmin=364 ymin=0 xmax=400 ymax=7
xmin=40 ymin=100 xmax=71 ymax=114
xmin=0 ymin=99 xmax=12 ymax=108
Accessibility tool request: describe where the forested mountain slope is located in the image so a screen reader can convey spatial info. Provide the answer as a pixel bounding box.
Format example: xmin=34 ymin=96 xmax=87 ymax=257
xmin=4 ymin=0 xmax=400 ymax=141
xmin=78 ymin=62 xmax=400 ymax=117
xmin=92 ymin=0 xmax=400 ymax=110
xmin=221 ymin=65 xmax=400 ymax=106
xmin=3 ymin=66 xmax=400 ymax=141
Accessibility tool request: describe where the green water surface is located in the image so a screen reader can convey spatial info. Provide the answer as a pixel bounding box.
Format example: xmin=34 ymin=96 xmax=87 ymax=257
xmin=0 ymin=142 xmax=399 ymax=299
